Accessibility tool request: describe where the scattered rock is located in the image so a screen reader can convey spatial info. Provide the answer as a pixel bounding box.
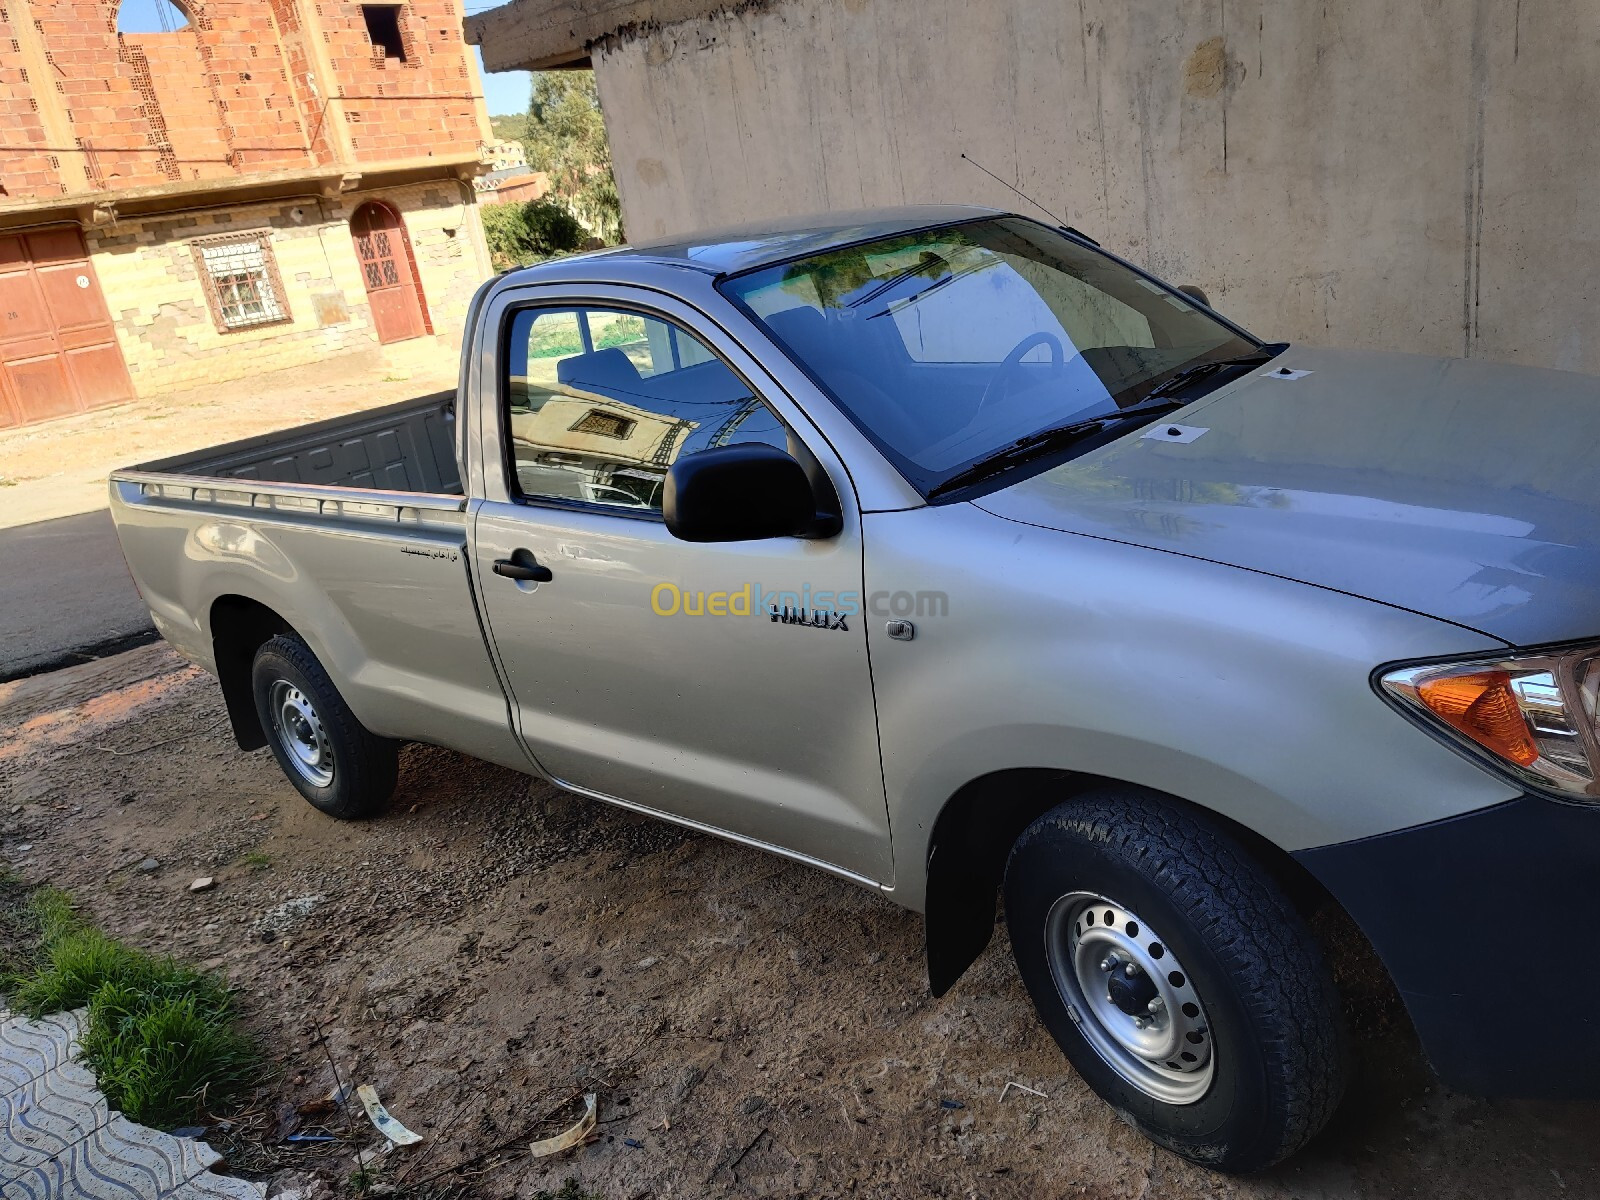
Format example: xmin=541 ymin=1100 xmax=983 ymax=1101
xmin=583 ymin=965 xmax=603 ymax=978
xmin=138 ymin=857 xmax=161 ymax=873
xmin=16 ymin=843 xmax=32 ymax=853
xmin=254 ymin=894 xmax=324 ymax=936
xmin=190 ymin=876 xmax=215 ymax=892
xmin=741 ymin=1095 xmax=768 ymax=1115
xmin=631 ymin=955 xmax=659 ymax=971
xmin=672 ymin=1066 xmax=704 ymax=1102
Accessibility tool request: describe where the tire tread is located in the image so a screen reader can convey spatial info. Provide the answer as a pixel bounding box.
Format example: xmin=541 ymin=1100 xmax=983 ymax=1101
xmin=1007 ymin=789 xmax=1346 ymax=1170
xmin=252 ymin=634 xmax=398 ymax=820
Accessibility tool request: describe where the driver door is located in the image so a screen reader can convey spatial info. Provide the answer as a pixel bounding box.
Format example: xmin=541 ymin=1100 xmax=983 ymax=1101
xmin=472 ymin=291 xmax=893 ymax=884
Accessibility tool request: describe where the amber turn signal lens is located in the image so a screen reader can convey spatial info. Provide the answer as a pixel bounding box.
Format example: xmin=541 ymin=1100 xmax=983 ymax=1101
xmin=1414 ymin=671 xmax=1540 ymax=767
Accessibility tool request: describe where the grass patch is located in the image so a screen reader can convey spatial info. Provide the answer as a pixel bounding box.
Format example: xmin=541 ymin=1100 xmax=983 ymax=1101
xmin=4 ymin=886 xmax=260 ymax=1129
xmin=238 ymin=851 xmax=272 ymax=870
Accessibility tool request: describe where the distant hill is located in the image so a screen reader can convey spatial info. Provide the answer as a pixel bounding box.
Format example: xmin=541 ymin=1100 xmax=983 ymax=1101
xmin=489 ymin=114 xmax=527 ymax=143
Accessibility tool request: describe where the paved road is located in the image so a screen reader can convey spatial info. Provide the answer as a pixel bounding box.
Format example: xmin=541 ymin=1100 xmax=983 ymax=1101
xmin=0 ymin=510 xmax=154 ymax=682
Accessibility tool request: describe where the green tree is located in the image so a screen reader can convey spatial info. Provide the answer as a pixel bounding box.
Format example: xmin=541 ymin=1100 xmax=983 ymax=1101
xmin=482 ymin=198 xmax=587 ymax=271
xmin=522 ymin=70 xmax=622 ymax=243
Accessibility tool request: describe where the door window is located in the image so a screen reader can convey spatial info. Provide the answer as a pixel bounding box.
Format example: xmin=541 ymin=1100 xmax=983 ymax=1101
xmin=504 ymin=306 xmax=789 ymax=512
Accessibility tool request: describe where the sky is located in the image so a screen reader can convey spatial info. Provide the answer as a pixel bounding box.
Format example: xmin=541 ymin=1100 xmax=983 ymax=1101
xmin=116 ymin=0 xmax=533 ymax=117
xmin=472 ymin=47 xmax=533 ymax=116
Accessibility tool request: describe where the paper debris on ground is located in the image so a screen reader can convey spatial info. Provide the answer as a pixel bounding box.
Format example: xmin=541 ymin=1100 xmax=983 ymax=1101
xmin=356 ymin=1083 xmax=424 ymax=1146
xmin=1000 ymin=1080 xmax=1047 ymax=1101
xmin=529 ymin=1092 xmax=598 ymax=1158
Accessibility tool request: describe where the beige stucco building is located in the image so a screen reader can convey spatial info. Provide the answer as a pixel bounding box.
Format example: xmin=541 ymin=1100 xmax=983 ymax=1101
xmin=0 ymin=0 xmax=494 ymax=427
xmin=466 ymin=0 xmax=1600 ymax=377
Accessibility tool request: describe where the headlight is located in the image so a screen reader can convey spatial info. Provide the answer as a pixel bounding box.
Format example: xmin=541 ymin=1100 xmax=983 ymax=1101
xmin=1378 ymin=645 xmax=1600 ymax=799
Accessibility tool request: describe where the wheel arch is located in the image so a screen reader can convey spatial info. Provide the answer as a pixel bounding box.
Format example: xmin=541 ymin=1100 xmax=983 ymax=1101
xmin=209 ymin=594 xmax=294 ymax=750
xmin=924 ymin=769 xmax=1399 ymax=1015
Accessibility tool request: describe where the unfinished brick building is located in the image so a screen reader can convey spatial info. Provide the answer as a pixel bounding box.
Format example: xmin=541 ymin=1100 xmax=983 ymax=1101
xmin=0 ymin=0 xmax=495 ymax=426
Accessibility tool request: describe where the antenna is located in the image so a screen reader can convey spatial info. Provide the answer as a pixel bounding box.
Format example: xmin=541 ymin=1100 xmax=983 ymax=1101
xmin=960 ymin=152 xmax=1069 ymax=228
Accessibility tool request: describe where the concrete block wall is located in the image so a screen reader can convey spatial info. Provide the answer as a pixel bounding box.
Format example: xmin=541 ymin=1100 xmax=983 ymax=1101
xmin=87 ymin=181 xmax=487 ymax=395
xmin=383 ymin=179 xmax=487 ymax=337
xmin=590 ymin=0 xmax=1600 ymax=376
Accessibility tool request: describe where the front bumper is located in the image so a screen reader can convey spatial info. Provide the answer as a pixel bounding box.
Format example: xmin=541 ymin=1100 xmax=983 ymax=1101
xmin=1295 ymin=793 xmax=1600 ymax=1097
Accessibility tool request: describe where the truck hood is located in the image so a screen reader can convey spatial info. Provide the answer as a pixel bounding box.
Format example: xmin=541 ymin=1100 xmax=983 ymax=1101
xmin=973 ymin=346 xmax=1600 ymax=646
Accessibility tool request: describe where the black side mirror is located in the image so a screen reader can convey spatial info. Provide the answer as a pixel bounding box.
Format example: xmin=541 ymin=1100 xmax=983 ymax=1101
xmin=1177 ymin=284 xmax=1211 ymax=307
xmin=664 ymin=444 xmax=835 ymax=542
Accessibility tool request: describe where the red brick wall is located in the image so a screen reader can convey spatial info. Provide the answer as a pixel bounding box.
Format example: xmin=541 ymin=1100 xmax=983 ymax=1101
xmin=317 ymin=1 xmax=482 ymax=165
xmin=0 ymin=9 xmax=59 ymax=198
xmin=1 ymin=0 xmax=484 ymax=202
xmin=264 ymin=0 xmax=335 ymax=163
xmin=481 ymin=174 xmax=549 ymax=205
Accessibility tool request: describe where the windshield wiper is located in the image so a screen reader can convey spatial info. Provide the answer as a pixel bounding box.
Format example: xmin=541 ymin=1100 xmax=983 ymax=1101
xmin=927 ymin=399 xmax=1190 ymax=497
xmin=845 ymin=251 xmax=952 ymax=310
xmin=1144 ymin=343 xmax=1288 ymax=401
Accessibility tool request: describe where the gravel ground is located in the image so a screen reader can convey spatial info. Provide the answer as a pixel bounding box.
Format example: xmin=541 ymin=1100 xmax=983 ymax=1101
xmin=3 ymin=644 xmax=1598 ymax=1199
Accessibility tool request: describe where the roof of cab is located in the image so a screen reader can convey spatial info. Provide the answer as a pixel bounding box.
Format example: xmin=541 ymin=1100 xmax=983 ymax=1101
xmin=500 ymin=204 xmax=1007 ymax=286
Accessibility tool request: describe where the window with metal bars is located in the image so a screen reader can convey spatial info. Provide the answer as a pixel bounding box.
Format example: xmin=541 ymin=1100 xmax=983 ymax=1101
xmin=568 ymin=409 xmax=636 ymax=440
xmin=192 ymin=233 xmax=291 ymax=332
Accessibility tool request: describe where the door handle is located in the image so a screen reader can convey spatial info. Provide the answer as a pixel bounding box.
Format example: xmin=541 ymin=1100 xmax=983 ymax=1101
xmin=493 ymin=553 xmax=553 ymax=583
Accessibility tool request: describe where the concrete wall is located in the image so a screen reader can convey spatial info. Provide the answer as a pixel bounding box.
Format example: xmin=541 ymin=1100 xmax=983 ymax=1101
xmin=590 ymin=0 xmax=1600 ymax=373
xmin=88 ymin=182 xmax=488 ymax=394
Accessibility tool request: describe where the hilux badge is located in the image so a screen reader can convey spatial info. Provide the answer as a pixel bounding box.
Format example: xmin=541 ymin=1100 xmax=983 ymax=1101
xmin=770 ymin=605 xmax=849 ymax=631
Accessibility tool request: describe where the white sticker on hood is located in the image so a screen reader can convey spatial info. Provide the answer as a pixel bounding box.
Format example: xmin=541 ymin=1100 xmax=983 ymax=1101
xmin=1140 ymin=423 xmax=1209 ymax=444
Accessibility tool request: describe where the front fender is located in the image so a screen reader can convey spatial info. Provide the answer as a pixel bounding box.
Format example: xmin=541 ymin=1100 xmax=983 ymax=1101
xmin=864 ymin=503 xmax=1523 ymax=916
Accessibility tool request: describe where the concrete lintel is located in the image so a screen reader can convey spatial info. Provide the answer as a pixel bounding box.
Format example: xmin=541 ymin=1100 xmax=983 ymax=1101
xmin=0 ymin=155 xmax=488 ymax=230
xmin=464 ymin=0 xmax=739 ymax=72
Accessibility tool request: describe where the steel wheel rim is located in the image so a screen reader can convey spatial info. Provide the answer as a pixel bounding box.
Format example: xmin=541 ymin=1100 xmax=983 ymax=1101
xmin=268 ymin=679 xmax=334 ymax=788
xmin=1044 ymin=891 xmax=1215 ymax=1105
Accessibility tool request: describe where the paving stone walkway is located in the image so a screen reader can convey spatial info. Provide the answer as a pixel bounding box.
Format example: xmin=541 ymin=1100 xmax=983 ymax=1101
xmin=0 ymin=1007 xmax=264 ymax=1200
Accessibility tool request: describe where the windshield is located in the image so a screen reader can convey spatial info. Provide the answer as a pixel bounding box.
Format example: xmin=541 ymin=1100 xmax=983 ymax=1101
xmin=719 ymin=217 xmax=1262 ymax=496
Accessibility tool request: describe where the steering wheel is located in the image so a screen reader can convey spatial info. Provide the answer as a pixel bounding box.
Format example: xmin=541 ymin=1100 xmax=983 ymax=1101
xmin=977 ymin=331 xmax=1066 ymax=412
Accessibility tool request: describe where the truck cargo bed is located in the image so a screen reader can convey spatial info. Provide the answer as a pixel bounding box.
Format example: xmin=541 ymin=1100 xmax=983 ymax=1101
xmin=127 ymin=392 xmax=461 ymax=495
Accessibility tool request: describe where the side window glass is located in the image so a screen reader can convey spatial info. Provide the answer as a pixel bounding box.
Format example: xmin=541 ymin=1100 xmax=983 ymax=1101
xmin=504 ymin=306 xmax=789 ymax=512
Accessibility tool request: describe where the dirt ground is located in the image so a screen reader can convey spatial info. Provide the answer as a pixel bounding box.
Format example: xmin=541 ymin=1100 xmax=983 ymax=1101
xmin=0 ymin=340 xmax=459 ymax=530
xmin=3 ymin=646 xmax=1598 ymax=1200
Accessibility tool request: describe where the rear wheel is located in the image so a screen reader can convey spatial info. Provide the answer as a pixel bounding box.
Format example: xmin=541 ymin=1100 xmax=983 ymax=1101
xmin=1003 ymin=788 xmax=1347 ymax=1172
xmin=251 ymin=634 xmax=398 ymax=819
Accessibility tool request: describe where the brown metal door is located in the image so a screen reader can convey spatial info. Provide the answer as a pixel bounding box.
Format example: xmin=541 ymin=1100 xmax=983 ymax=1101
xmin=0 ymin=228 xmax=133 ymax=427
xmin=351 ymin=202 xmax=428 ymax=345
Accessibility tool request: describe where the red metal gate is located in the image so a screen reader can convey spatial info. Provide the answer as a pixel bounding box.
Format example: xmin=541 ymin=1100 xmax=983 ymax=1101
xmin=0 ymin=227 xmax=133 ymax=427
xmin=350 ymin=202 xmax=430 ymax=345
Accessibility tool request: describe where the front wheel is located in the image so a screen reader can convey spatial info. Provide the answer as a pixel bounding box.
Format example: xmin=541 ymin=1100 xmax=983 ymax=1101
xmin=250 ymin=633 xmax=398 ymax=820
xmin=1003 ymin=789 xmax=1347 ymax=1172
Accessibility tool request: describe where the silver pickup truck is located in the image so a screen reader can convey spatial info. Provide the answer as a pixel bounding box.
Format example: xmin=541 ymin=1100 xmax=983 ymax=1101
xmin=111 ymin=206 xmax=1600 ymax=1172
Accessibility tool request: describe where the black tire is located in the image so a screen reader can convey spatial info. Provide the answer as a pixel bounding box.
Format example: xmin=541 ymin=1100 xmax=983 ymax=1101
xmin=1003 ymin=788 xmax=1347 ymax=1173
xmin=250 ymin=633 xmax=398 ymax=820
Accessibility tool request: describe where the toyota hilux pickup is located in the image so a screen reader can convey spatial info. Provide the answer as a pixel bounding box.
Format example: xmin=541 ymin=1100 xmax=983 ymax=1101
xmin=110 ymin=206 xmax=1600 ymax=1172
